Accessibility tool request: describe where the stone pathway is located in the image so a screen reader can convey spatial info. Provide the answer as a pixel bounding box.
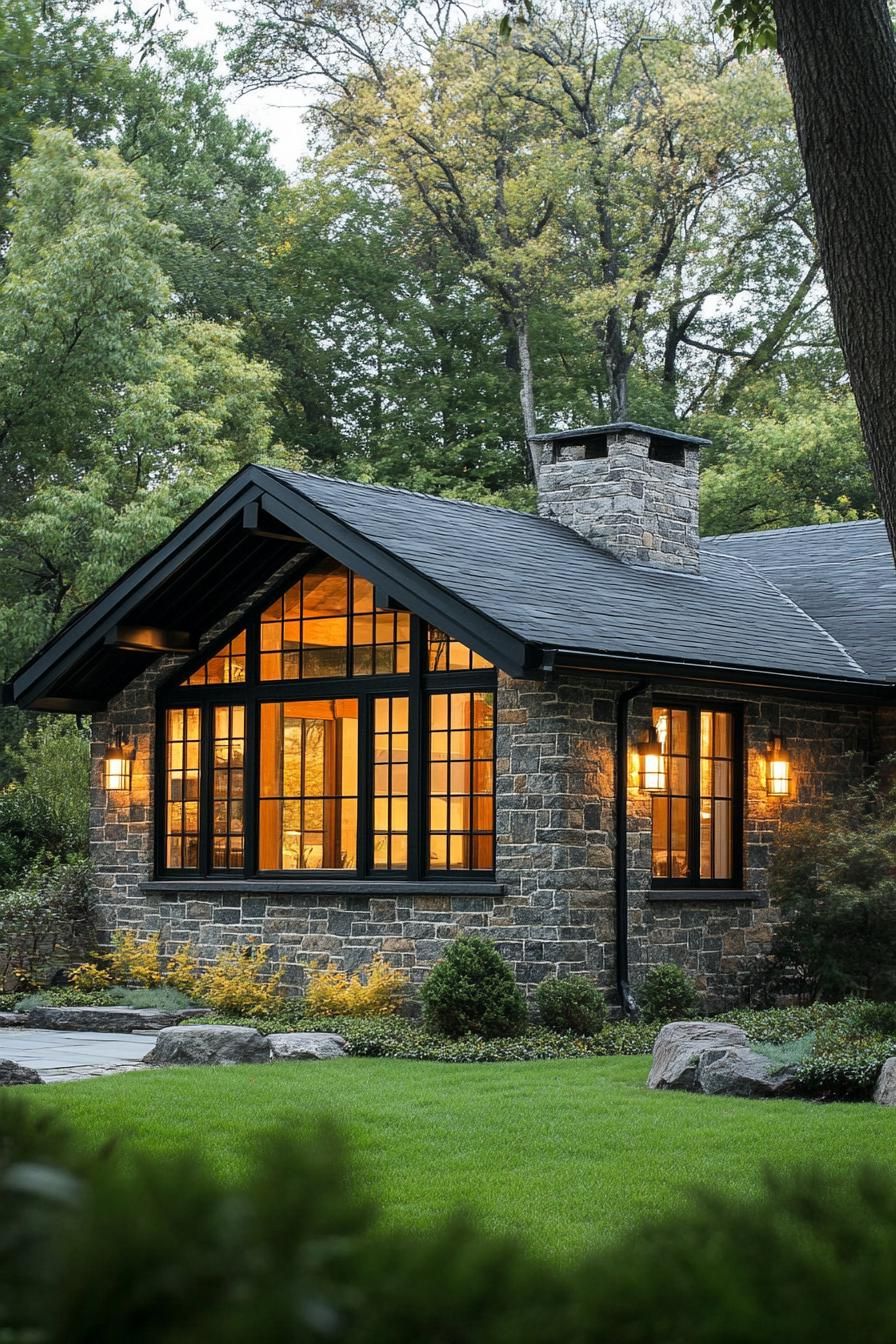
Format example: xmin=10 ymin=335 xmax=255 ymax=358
xmin=0 ymin=1029 xmax=157 ymax=1083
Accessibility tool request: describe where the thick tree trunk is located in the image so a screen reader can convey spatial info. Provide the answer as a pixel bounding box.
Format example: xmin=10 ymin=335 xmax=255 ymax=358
xmin=774 ymin=0 xmax=896 ymax=558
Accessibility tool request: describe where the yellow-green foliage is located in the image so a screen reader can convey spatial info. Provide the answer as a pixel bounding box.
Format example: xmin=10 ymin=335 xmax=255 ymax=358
xmin=304 ymin=955 xmax=408 ymax=1018
xmin=196 ymin=942 xmax=284 ymax=1016
xmin=165 ymin=941 xmax=199 ymax=994
xmin=67 ymin=961 xmax=112 ymax=992
xmin=106 ymin=930 xmax=162 ymax=987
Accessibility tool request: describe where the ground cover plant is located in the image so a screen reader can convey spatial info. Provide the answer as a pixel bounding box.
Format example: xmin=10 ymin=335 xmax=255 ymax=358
xmin=21 ymin=1057 xmax=896 ymax=1264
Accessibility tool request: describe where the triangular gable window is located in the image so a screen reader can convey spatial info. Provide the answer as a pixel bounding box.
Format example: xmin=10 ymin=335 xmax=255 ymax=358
xmin=181 ymin=630 xmax=247 ymax=686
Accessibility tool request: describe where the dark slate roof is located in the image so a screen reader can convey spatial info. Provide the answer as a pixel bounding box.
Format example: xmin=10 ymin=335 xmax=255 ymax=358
xmin=268 ymin=468 xmax=883 ymax=686
xmin=701 ymin=519 xmax=896 ymax=682
xmin=7 ymin=464 xmax=895 ymax=710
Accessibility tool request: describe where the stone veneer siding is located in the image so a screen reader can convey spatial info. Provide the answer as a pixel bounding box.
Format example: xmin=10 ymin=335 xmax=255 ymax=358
xmin=90 ymin=610 xmax=882 ymax=1008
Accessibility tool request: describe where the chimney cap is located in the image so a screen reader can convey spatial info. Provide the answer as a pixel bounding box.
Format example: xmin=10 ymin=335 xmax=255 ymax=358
xmin=528 ymin=421 xmax=711 ymax=449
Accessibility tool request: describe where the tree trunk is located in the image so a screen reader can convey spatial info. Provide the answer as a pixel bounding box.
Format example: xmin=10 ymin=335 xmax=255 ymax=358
xmin=512 ymin=311 xmax=540 ymax=478
xmin=774 ymin=0 xmax=896 ymax=558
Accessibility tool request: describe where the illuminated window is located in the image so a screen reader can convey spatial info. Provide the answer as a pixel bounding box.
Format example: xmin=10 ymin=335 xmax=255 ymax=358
xmin=258 ymin=700 xmax=358 ymax=870
xmin=211 ymin=705 xmax=245 ymax=870
xmin=351 ymin=576 xmax=410 ymax=676
xmin=428 ymin=691 xmax=495 ymax=871
xmin=372 ymin=696 xmax=409 ymax=870
xmin=165 ymin=707 xmax=201 ymax=870
xmin=651 ymin=704 xmax=739 ymax=887
xmin=182 ymin=631 xmax=246 ymax=686
xmin=428 ymin=627 xmax=492 ymax=672
xmin=159 ymin=558 xmax=495 ymax=877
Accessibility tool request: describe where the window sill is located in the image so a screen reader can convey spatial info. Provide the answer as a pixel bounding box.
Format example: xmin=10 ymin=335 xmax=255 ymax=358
xmin=140 ymin=879 xmax=506 ymax=898
xmin=647 ymin=889 xmax=760 ymax=904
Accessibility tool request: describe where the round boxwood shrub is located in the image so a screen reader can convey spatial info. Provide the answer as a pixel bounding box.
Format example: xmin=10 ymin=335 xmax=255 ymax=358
xmin=639 ymin=963 xmax=699 ymax=1024
xmin=420 ymin=935 xmax=527 ymax=1038
xmin=535 ymin=976 xmax=606 ymax=1036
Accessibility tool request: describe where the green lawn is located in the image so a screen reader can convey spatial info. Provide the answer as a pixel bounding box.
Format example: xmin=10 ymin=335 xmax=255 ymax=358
xmin=24 ymin=1055 xmax=896 ymax=1256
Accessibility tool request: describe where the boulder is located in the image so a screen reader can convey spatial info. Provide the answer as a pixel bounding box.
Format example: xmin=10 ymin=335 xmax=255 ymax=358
xmin=24 ymin=1006 xmax=212 ymax=1034
xmin=697 ymin=1046 xmax=798 ymax=1099
xmin=647 ymin=1021 xmax=748 ymax=1091
xmin=0 ymin=1059 xmax=43 ymax=1086
xmin=268 ymin=1032 xmax=347 ymax=1061
xmin=873 ymin=1057 xmax=896 ymax=1105
xmin=143 ymin=1025 xmax=272 ymax=1067
xmin=0 ymin=1012 xmax=27 ymax=1028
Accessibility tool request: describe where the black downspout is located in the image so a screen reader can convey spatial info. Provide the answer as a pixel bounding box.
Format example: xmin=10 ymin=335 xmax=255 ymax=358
xmin=615 ymin=678 xmax=650 ymax=1016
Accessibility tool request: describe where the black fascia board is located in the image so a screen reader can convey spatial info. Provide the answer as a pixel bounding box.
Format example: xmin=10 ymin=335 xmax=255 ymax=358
xmin=528 ymin=422 xmax=711 ymax=448
xmin=551 ymin=647 xmax=896 ymax=703
xmin=7 ymin=471 xmax=269 ymax=709
xmin=256 ymin=481 xmax=539 ymax=677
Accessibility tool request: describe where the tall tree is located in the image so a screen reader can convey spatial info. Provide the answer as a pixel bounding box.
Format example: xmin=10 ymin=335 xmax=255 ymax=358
xmin=0 ymin=128 xmax=286 ymax=675
xmin=713 ymin=0 xmax=896 ymax=556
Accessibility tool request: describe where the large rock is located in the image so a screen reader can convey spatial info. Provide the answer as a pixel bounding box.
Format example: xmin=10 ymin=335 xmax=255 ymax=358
xmin=0 ymin=1059 xmax=43 ymax=1086
xmin=143 ymin=1025 xmax=272 ymax=1067
xmin=697 ymin=1046 xmax=798 ymax=1099
xmin=0 ymin=1012 xmax=27 ymax=1028
xmin=648 ymin=1021 xmax=748 ymax=1091
xmin=874 ymin=1057 xmax=896 ymax=1105
xmin=24 ymin=1006 xmax=212 ymax=1034
xmin=268 ymin=1032 xmax=347 ymax=1061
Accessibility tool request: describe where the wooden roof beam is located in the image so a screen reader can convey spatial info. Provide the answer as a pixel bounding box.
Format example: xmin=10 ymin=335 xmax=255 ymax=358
xmin=104 ymin=625 xmax=197 ymax=654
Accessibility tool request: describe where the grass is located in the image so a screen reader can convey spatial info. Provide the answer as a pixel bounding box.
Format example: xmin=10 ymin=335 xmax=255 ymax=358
xmin=24 ymin=1055 xmax=896 ymax=1256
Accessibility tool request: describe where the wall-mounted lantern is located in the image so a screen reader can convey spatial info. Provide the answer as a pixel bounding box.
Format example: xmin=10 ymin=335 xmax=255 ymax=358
xmin=638 ymin=724 xmax=667 ymax=793
xmin=765 ymin=734 xmax=792 ymax=797
xmin=103 ymin=731 xmax=136 ymax=793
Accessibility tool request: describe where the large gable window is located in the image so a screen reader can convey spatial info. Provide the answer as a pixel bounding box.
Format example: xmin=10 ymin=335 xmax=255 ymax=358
xmin=649 ymin=703 xmax=743 ymax=889
xmin=158 ymin=559 xmax=496 ymax=880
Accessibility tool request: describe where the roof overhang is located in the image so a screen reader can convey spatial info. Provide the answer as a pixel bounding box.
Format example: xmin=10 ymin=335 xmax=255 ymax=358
xmin=4 ymin=467 xmax=541 ymax=711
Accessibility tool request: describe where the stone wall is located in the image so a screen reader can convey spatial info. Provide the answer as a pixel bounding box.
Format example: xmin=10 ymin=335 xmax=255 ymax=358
xmin=535 ymin=429 xmax=701 ymax=572
xmin=90 ymin=633 xmax=878 ymax=1009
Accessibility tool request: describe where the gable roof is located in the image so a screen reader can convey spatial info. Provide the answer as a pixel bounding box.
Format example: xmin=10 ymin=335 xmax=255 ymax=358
xmin=6 ymin=465 xmax=895 ymax=711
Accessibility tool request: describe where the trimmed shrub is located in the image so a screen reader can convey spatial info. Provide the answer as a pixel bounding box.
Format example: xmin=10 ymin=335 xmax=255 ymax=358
xmin=304 ymin=955 xmax=408 ymax=1017
xmin=420 ymin=936 xmax=527 ymax=1038
xmin=165 ymin=942 xmax=199 ymax=995
xmin=196 ymin=942 xmax=284 ymax=1016
xmin=536 ymin=976 xmax=606 ymax=1036
xmin=769 ymin=774 xmax=896 ymax=1001
xmin=106 ymin=930 xmax=162 ymax=987
xmin=639 ymin=963 xmax=699 ymax=1024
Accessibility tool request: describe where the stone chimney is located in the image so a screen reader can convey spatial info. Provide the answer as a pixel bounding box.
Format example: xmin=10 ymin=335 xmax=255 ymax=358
xmin=531 ymin=422 xmax=708 ymax=574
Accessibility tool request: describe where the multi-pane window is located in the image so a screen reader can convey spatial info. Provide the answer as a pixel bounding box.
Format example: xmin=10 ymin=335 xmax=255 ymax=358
xmin=428 ymin=691 xmax=495 ymax=871
xmin=160 ymin=557 xmax=496 ymax=879
xmin=428 ymin=627 xmax=492 ymax=672
xmin=259 ymin=700 xmax=358 ymax=871
xmin=211 ymin=705 xmax=245 ymax=870
xmin=372 ymin=697 xmax=409 ymax=870
xmin=182 ymin=631 xmax=246 ymax=686
xmin=164 ymin=707 xmax=201 ymax=870
xmin=650 ymin=704 xmax=739 ymax=887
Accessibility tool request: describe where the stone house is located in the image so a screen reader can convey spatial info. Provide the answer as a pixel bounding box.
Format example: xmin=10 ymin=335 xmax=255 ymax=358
xmin=6 ymin=422 xmax=896 ymax=1009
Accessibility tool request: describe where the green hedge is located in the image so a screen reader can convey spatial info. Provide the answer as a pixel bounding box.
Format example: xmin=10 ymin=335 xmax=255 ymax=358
xmin=5 ymin=1100 xmax=896 ymax=1342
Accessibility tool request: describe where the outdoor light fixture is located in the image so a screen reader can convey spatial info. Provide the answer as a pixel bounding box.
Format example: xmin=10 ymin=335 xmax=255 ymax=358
xmin=765 ymin=734 xmax=791 ymax=797
xmin=638 ymin=724 xmax=667 ymax=793
xmin=103 ymin=731 xmax=136 ymax=793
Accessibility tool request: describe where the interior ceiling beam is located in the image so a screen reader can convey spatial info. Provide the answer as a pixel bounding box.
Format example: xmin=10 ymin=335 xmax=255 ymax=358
xmin=241 ymin=500 xmax=304 ymax=544
xmin=104 ymin=625 xmax=197 ymax=654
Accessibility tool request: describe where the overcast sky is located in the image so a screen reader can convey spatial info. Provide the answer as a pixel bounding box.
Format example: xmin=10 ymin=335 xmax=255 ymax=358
xmin=145 ymin=0 xmax=313 ymax=172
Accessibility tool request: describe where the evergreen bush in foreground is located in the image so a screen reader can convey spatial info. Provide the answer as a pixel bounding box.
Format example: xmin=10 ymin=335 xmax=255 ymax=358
xmin=3 ymin=1101 xmax=896 ymax=1342
xmin=536 ymin=976 xmax=606 ymax=1036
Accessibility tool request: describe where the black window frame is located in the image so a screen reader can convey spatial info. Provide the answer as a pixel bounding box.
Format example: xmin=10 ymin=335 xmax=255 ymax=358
xmin=154 ymin=558 xmax=497 ymax=882
xmin=648 ymin=698 xmax=745 ymax=891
